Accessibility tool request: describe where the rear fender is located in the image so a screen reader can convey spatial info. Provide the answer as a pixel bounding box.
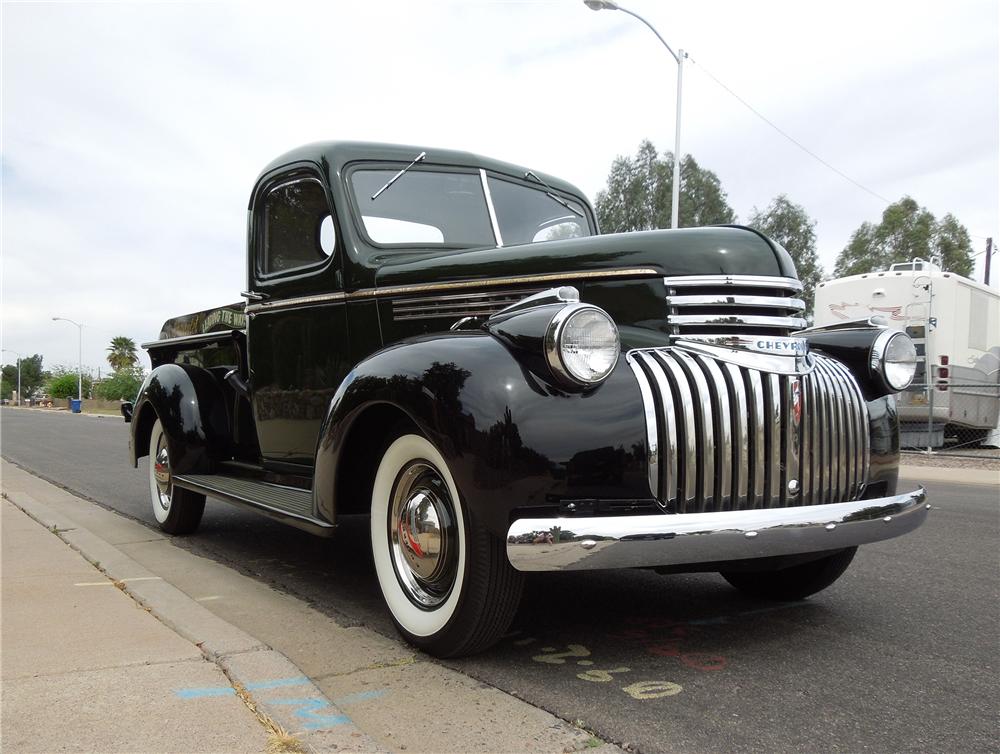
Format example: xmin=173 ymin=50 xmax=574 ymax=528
xmin=129 ymin=363 xmax=230 ymax=473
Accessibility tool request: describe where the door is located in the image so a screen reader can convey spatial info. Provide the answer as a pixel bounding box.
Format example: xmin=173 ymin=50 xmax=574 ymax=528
xmin=246 ymin=165 xmax=350 ymax=470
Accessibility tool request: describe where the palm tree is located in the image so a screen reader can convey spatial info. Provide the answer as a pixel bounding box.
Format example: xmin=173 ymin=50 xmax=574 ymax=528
xmin=106 ymin=336 xmax=138 ymax=372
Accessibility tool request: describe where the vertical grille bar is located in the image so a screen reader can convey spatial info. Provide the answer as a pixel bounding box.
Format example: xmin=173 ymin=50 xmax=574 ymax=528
xmin=654 ymin=352 xmax=698 ymax=507
xmin=828 ymin=359 xmax=870 ymax=498
xmin=814 ymin=364 xmax=836 ymax=503
xmin=723 ymin=363 xmax=749 ymax=510
xmin=800 ymin=373 xmax=812 ymax=505
xmin=674 ymin=351 xmax=715 ymax=510
xmin=697 ymin=355 xmax=733 ymax=511
xmin=766 ymin=373 xmax=782 ymax=508
xmin=784 ymin=375 xmax=802 ymax=506
xmin=626 ymin=356 xmax=659 ymax=502
xmin=635 ymin=353 xmax=678 ymax=508
xmin=746 ymin=369 xmax=766 ymax=508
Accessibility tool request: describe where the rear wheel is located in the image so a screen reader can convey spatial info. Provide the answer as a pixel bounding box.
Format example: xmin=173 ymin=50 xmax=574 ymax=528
xmin=148 ymin=418 xmax=205 ymax=535
xmin=370 ymin=433 xmax=523 ymax=657
xmin=720 ymin=547 xmax=857 ymax=601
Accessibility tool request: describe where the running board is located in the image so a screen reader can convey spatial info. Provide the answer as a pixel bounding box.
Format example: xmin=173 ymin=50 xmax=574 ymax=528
xmin=173 ymin=473 xmax=335 ymax=537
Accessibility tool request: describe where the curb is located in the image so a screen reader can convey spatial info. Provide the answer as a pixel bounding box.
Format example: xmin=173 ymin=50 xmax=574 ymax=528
xmin=898 ymin=464 xmax=1000 ymax=487
xmin=4 ymin=482 xmax=385 ymax=754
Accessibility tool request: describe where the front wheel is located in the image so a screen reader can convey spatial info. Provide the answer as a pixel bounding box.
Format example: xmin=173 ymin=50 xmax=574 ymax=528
xmin=720 ymin=547 xmax=857 ymax=601
xmin=148 ymin=418 xmax=205 ymax=535
xmin=370 ymin=433 xmax=523 ymax=657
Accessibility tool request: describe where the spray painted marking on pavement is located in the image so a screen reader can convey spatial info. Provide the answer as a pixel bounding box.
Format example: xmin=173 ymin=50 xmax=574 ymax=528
xmin=74 ymin=576 xmax=163 ymax=587
xmin=270 ymin=698 xmax=351 ymax=730
xmin=175 ymin=676 xmax=310 ymax=699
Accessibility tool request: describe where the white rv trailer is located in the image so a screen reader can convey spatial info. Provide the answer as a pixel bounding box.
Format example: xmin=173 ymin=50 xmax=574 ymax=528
xmin=814 ymin=260 xmax=1000 ymax=447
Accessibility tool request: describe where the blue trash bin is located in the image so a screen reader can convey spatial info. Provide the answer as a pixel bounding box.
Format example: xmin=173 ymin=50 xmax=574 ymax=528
xmin=70 ymin=399 xmax=82 ymax=413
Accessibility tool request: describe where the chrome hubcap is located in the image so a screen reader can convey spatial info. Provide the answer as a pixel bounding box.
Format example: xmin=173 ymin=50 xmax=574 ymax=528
xmin=389 ymin=461 xmax=458 ymax=608
xmin=153 ymin=434 xmax=171 ymax=511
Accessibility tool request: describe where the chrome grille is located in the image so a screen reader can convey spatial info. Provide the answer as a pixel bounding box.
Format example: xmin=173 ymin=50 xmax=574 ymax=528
xmin=392 ymin=288 xmax=542 ymax=321
xmin=665 ymin=275 xmax=807 ymax=336
xmin=627 ymin=349 xmax=869 ymax=513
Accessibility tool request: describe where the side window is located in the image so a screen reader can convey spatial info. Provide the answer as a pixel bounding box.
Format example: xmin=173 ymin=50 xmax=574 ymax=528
xmin=260 ymin=177 xmax=335 ymax=275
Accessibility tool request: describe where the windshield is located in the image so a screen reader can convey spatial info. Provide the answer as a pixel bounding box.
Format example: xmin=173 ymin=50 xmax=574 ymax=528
xmin=350 ymin=167 xmax=593 ymax=248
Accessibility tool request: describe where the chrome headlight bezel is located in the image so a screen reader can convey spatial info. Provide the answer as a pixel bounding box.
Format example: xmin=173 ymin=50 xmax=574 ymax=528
xmin=543 ymin=303 xmax=620 ymax=387
xmin=870 ymin=330 xmax=917 ymax=392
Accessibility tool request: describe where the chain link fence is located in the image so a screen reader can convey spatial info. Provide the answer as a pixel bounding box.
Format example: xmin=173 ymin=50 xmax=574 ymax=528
xmin=897 ymin=381 xmax=1000 ymax=458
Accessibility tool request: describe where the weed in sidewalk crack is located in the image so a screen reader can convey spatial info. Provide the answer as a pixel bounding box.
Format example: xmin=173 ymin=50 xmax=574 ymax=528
xmin=230 ymin=680 xmax=304 ymax=753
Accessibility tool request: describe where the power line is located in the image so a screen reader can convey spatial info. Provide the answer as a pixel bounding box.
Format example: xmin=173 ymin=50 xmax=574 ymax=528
xmin=686 ymin=55 xmax=893 ymax=205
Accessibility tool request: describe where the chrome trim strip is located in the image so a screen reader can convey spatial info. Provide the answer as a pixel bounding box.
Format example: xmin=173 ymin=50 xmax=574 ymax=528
xmin=669 ymin=338 xmax=814 ymax=376
xmin=480 ymin=169 xmax=504 ymax=247
xmin=507 ymin=488 xmax=929 ymax=572
xmin=626 ymin=355 xmax=659 ymax=502
xmin=663 ymin=275 xmax=803 ymax=291
xmin=245 ymin=268 xmax=660 ymax=314
xmin=246 ymin=292 xmax=346 ymax=313
xmin=142 ymin=330 xmax=242 ymax=350
xmin=669 ymin=314 xmax=808 ymax=329
xmin=666 ymin=294 xmax=805 ymax=310
xmin=394 ymin=288 xmax=540 ymax=306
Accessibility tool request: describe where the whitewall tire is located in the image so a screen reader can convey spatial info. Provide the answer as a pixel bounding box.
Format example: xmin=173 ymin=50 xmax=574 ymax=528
xmin=370 ymin=432 xmax=523 ymax=657
xmin=147 ymin=418 xmax=206 ymax=535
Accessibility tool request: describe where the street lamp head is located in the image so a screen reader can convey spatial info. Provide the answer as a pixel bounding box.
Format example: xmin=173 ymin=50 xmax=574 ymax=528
xmin=583 ymin=0 xmax=619 ymax=10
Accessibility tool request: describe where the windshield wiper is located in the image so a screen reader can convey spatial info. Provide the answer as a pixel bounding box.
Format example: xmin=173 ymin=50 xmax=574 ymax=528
xmin=371 ymin=151 xmax=426 ymax=201
xmin=523 ymin=170 xmax=584 ymax=218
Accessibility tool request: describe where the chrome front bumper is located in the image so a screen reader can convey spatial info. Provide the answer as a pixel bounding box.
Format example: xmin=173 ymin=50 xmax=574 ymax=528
xmin=506 ymin=488 xmax=929 ymax=572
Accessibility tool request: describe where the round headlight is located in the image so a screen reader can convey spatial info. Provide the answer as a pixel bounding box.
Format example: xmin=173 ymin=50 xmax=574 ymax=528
xmin=545 ymin=305 xmax=620 ymax=386
xmin=872 ymin=331 xmax=917 ymax=391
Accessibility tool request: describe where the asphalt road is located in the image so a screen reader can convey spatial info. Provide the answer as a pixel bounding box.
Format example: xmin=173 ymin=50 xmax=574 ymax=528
xmin=3 ymin=407 xmax=998 ymax=753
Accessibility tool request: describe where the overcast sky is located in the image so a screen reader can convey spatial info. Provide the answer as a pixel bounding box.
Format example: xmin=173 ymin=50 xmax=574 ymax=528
xmin=3 ymin=0 xmax=997 ymax=375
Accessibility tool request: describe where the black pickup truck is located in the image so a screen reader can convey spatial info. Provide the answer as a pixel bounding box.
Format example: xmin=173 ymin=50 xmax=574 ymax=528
xmin=124 ymin=141 xmax=929 ymax=657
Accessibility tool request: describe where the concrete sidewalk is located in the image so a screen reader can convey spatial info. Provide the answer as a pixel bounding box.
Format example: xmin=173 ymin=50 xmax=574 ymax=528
xmin=1 ymin=498 xmax=275 ymax=753
xmin=1 ymin=460 xmax=612 ymax=754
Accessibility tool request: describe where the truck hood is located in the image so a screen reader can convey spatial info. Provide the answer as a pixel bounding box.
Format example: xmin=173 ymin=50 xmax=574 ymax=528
xmin=373 ymin=226 xmax=796 ymax=289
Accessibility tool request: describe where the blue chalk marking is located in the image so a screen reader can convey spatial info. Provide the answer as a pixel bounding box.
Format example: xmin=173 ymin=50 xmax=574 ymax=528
xmin=332 ymin=689 xmax=386 ymax=706
xmin=175 ymin=676 xmax=310 ymax=699
xmin=270 ymin=697 xmax=351 ymax=730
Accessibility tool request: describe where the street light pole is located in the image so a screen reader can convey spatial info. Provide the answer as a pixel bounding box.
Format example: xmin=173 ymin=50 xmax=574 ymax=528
xmin=584 ymin=0 xmax=685 ymax=228
xmin=52 ymin=317 xmax=84 ymax=401
xmin=2 ymin=349 xmax=22 ymax=405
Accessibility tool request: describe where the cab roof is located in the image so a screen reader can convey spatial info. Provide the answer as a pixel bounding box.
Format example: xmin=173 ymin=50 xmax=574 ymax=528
xmin=256 ymin=141 xmax=588 ymax=203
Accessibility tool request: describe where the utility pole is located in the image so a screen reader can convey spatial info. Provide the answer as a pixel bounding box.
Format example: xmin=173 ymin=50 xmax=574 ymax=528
xmin=985 ymin=237 xmax=993 ymax=287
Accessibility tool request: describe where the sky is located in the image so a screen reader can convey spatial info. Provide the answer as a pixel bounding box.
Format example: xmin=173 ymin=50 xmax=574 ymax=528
xmin=2 ymin=0 xmax=998 ymax=376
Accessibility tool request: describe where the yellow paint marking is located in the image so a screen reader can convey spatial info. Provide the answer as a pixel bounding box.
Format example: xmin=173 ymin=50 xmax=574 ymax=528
xmin=532 ymin=644 xmax=591 ymax=664
xmin=622 ymin=681 xmax=683 ymax=700
xmin=578 ymin=667 xmax=631 ymax=683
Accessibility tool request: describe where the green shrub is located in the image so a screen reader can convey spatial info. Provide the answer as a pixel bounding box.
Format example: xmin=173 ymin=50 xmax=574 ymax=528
xmin=95 ymin=368 xmax=144 ymax=401
xmin=48 ymin=372 xmax=92 ymax=399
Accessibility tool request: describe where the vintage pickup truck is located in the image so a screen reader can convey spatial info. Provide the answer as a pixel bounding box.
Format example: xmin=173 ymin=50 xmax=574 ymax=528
xmin=124 ymin=141 xmax=929 ymax=657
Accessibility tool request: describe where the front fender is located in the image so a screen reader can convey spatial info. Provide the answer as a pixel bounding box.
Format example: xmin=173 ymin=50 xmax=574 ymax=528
xmin=129 ymin=363 xmax=230 ymax=474
xmin=314 ymin=332 xmax=650 ymax=537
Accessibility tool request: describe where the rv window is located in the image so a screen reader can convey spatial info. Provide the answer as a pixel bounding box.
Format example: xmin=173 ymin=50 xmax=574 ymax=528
xmin=906 ymin=325 xmax=926 ymax=339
